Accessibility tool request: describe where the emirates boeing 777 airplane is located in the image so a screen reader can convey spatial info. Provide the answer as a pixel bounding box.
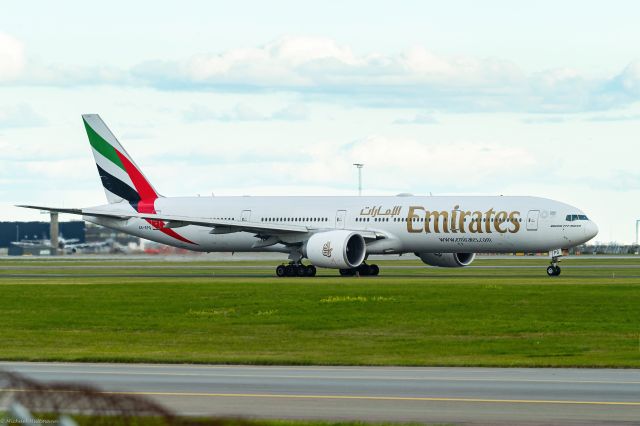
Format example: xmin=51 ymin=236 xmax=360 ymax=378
xmin=20 ymin=115 xmax=598 ymax=277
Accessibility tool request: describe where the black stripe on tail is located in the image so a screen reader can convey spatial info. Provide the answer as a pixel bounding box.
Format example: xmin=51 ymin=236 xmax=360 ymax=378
xmin=96 ymin=164 xmax=141 ymax=205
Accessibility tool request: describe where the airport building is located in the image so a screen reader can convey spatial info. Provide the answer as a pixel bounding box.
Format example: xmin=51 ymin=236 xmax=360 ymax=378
xmin=0 ymin=221 xmax=141 ymax=256
xmin=1 ymin=221 xmax=85 ymax=255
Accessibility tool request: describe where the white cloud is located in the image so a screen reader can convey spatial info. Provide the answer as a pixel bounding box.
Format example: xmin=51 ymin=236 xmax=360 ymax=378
xmin=344 ymin=136 xmax=536 ymax=183
xmin=183 ymin=102 xmax=309 ymax=122
xmin=22 ymin=63 xmax=128 ymax=87
xmin=3 ymin=35 xmax=640 ymax=113
xmin=126 ymin=37 xmax=640 ymax=112
xmin=226 ymin=103 xmax=266 ymax=121
xmin=272 ymin=103 xmax=309 ymax=121
xmin=393 ymin=113 xmax=439 ymax=125
xmin=182 ymin=36 xmax=359 ymax=86
xmin=22 ymin=159 xmax=90 ymax=180
xmin=269 ymin=135 xmax=538 ymax=193
xmin=148 ymin=37 xmax=522 ymax=94
xmin=521 ymin=116 xmax=568 ymax=124
xmin=0 ymin=33 xmax=24 ymax=81
xmin=616 ymin=61 xmax=640 ymax=95
xmin=0 ymin=104 xmax=46 ymax=128
xmin=585 ymin=113 xmax=640 ymax=122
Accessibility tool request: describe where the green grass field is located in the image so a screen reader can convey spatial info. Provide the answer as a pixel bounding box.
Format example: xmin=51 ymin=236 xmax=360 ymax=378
xmin=0 ymin=257 xmax=639 ymax=367
xmin=1 ymin=414 xmax=434 ymax=426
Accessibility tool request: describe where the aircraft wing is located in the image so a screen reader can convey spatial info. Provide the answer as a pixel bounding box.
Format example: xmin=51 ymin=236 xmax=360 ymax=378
xmin=17 ymin=205 xmax=310 ymax=235
xmin=17 ymin=205 xmax=386 ymax=241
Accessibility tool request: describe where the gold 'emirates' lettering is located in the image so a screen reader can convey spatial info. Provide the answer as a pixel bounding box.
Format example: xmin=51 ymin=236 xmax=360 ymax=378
xmin=406 ymin=205 xmax=521 ymax=234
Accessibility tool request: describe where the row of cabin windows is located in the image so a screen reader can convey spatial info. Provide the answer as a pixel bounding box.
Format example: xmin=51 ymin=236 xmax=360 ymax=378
xmin=357 ymin=217 xmax=524 ymax=223
xmin=566 ymin=214 xmax=589 ymax=221
xmin=261 ymin=217 xmax=328 ymax=222
xmin=258 ymin=216 xmax=525 ymax=224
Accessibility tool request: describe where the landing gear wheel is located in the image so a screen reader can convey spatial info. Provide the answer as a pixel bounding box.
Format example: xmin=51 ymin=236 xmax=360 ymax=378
xmin=284 ymin=264 xmax=295 ymax=277
xmin=305 ymin=265 xmax=317 ymax=277
xmin=546 ymin=265 xmax=561 ymax=276
xmin=296 ymin=265 xmax=306 ymax=277
xmin=370 ymin=264 xmax=380 ymax=276
xmin=276 ymin=265 xmax=286 ymax=277
xmin=358 ymin=264 xmax=372 ymax=276
xmin=339 ymin=268 xmax=356 ymax=276
xmin=351 ymin=263 xmax=379 ymax=276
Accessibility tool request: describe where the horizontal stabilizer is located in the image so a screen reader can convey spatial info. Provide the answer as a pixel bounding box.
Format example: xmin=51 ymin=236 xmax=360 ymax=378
xmin=16 ymin=205 xmax=129 ymax=219
xmin=16 ymin=205 xmax=83 ymax=215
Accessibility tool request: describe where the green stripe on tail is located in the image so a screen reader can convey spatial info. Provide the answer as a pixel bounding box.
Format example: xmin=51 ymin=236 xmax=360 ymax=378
xmin=83 ymin=118 xmax=126 ymax=171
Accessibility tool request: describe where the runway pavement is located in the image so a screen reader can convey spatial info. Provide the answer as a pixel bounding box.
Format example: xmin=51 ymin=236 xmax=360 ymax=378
xmin=2 ymin=263 xmax=639 ymax=279
xmin=2 ymin=264 xmax=640 ymax=269
xmin=1 ymin=362 xmax=639 ymax=424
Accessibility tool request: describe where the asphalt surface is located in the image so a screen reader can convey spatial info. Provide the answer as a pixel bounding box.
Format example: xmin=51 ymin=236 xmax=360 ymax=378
xmin=2 ymin=264 xmax=640 ymax=269
xmin=1 ymin=263 xmax=639 ymax=279
xmin=1 ymin=362 xmax=639 ymax=424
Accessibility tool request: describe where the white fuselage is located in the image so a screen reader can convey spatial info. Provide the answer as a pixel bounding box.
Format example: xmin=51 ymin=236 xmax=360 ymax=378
xmin=85 ymin=195 xmax=598 ymax=254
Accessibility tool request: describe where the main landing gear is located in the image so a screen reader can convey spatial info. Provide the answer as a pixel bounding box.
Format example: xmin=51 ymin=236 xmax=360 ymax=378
xmin=547 ymin=249 xmax=562 ymax=276
xmin=276 ymin=263 xmax=317 ymax=277
xmin=275 ymin=262 xmax=380 ymax=277
xmin=339 ymin=263 xmax=380 ymax=277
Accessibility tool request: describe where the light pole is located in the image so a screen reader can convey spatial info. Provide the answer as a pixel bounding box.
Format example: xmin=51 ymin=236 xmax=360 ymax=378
xmin=636 ymin=220 xmax=640 ymax=245
xmin=353 ymin=163 xmax=364 ymax=196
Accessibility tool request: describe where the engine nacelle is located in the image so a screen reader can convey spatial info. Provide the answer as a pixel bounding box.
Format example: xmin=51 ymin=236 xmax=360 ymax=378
xmin=305 ymin=230 xmax=366 ymax=269
xmin=417 ymin=252 xmax=476 ymax=267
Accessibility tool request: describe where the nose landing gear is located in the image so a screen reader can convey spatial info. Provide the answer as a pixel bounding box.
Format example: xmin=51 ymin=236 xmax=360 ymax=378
xmin=547 ymin=249 xmax=563 ymax=276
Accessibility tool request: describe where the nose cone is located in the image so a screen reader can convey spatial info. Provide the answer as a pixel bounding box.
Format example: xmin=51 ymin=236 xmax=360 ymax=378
xmin=584 ymin=220 xmax=599 ymax=241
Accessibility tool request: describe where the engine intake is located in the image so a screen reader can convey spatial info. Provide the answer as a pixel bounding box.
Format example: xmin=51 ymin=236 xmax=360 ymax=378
xmin=417 ymin=252 xmax=476 ymax=267
xmin=305 ymin=230 xmax=366 ymax=269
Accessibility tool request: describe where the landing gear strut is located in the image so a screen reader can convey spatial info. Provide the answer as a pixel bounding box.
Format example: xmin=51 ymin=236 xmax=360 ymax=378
xmin=547 ymin=249 xmax=562 ymax=276
xmin=339 ymin=263 xmax=380 ymax=277
xmin=276 ymin=262 xmax=316 ymax=277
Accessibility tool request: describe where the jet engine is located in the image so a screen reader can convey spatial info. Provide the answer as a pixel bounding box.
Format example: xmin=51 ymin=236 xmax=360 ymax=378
xmin=416 ymin=252 xmax=476 ymax=267
xmin=305 ymin=230 xmax=366 ymax=269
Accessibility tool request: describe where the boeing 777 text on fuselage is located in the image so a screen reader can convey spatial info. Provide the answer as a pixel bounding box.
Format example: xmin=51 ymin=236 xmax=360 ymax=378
xmin=20 ymin=115 xmax=598 ymax=277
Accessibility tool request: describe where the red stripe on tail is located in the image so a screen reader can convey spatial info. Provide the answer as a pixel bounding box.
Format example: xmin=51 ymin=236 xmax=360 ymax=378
xmin=115 ymin=151 xmax=158 ymax=201
xmin=115 ymin=150 xmax=197 ymax=245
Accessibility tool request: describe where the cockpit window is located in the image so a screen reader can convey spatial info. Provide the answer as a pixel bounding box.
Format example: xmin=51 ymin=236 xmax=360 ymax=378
xmin=566 ymin=214 xmax=589 ymax=221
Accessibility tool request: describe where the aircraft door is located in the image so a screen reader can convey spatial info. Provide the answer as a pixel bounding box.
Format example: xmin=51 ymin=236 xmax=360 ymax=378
xmin=526 ymin=210 xmax=539 ymax=231
xmin=241 ymin=210 xmax=251 ymax=222
xmin=335 ymin=210 xmax=347 ymax=229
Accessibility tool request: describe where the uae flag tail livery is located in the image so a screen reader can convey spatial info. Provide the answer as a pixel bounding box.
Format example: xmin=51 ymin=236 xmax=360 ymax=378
xmin=83 ymin=114 xmax=159 ymax=209
xmin=83 ymin=115 xmax=195 ymax=245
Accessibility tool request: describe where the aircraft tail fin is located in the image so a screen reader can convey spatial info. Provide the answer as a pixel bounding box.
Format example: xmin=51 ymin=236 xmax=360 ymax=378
xmin=82 ymin=114 xmax=161 ymax=207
